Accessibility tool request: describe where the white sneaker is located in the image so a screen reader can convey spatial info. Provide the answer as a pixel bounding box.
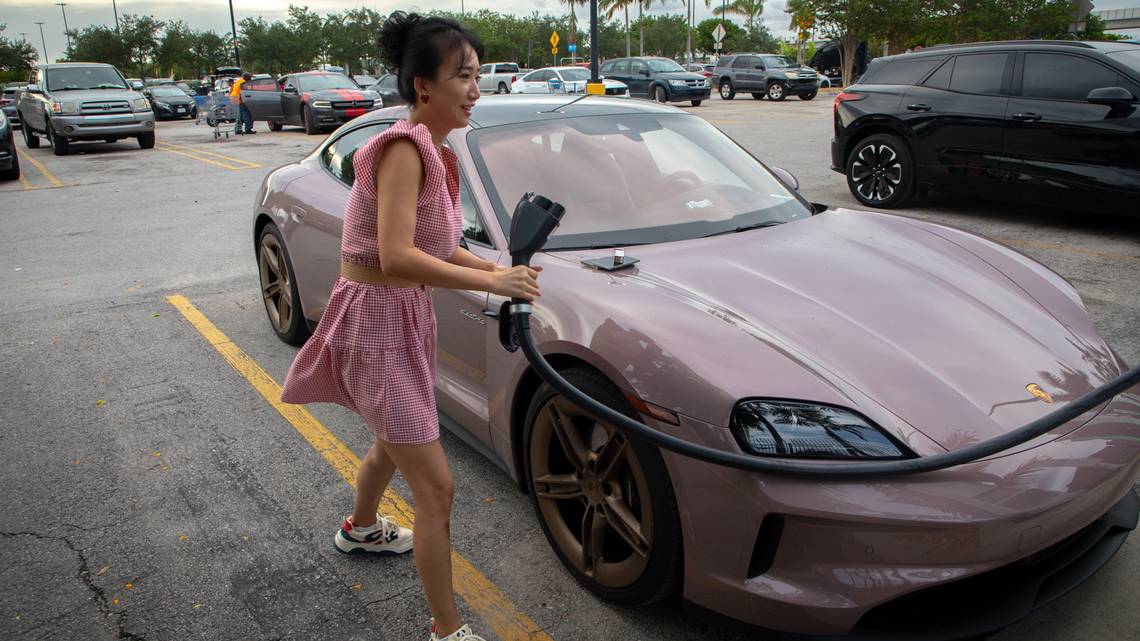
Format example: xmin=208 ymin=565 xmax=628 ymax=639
xmin=333 ymin=513 xmax=413 ymax=555
xmin=430 ymin=621 xmax=486 ymax=641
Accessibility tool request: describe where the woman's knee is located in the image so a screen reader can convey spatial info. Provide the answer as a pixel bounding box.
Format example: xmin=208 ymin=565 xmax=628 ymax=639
xmin=417 ymin=473 xmax=455 ymax=515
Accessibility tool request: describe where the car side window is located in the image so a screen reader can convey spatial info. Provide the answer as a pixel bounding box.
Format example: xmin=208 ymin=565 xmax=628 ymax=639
xmin=922 ymin=58 xmax=954 ymax=90
xmin=1021 ymin=53 xmax=1119 ymax=102
xmin=458 ymin=173 xmax=491 ymax=246
xmin=732 ymin=56 xmax=750 ymax=69
xmin=321 ymin=122 xmax=394 ymax=187
xmin=379 ymin=75 xmax=396 ymax=89
xmin=867 ymin=56 xmax=946 ymax=86
xmin=631 ymin=60 xmax=648 ymax=75
xmin=600 ymin=61 xmax=614 ymax=74
xmin=479 ymin=65 xmax=491 ymax=76
xmin=500 ymin=63 xmax=519 ymax=73
xmin=615 ymin=60 xmax=631 ymax=75
xmin=949 ymin=53 xmax=1008 ymax=95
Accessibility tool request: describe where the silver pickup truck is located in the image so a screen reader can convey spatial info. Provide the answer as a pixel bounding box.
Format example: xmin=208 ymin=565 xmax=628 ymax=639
xmin=478 ymin=62 xmax=523 ymax=94
xmin=17 ymin=62 xmax=156 ymax=156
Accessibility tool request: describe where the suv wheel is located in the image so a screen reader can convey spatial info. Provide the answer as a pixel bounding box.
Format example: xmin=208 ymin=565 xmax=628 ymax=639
xmin=21 ymin=116 xmax=40 ymax=149
xmin=47 ymin=121 xmax=69 ymax=156
xmin=653 ymin=85 xmax=668 ymax=103
xmin=751 ymin=92 xmax=764 ymax=100
xmin=138 ymin=132 xmax=156 ymax=149
xmin=719 ymin=80 xmax=735 ymax=100
xmin=766 ymin=82 xmax=786 ymax=101
xmin=799 ymin=91 xmax=817 ymax=101
xmin=498 ymin=82 xmax=509 ymax=94
xmin=846 ymin=133 xmax=915 ymax=209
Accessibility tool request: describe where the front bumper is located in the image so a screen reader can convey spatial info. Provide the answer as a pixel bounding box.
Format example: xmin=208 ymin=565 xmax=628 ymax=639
xmin=665 ymin=85 xmax=712 ymax=101
xmin=664 ymin=388 xmax=1140 ymax=638
xmin=153 ymin=103 xmax=195 ymax=118
xmin=48 ymin=112 xmax=156 ymax=139
xmin=0 ymin=140 xmax=15 ymax=169
xmin=784 ymin=78 xmax=821 ymax=94
xmin=312 ymin=105 xmax=380 ymax=129
xmin=830 ymin=137 xmax=845 ymax=174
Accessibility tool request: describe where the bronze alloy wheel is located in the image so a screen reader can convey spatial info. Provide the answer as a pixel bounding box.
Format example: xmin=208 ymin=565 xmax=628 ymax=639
xmin=525 ymin=367 xmax=682 ymax=605
xmin=258 ymin=225 xmax=310 ymax=345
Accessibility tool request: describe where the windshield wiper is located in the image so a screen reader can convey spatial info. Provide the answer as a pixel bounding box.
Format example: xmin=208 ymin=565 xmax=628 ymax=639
xmin=554 ymin=241 xmax=652 ymax=251
xmin=700 ymin=220 xmax=784 ymax=238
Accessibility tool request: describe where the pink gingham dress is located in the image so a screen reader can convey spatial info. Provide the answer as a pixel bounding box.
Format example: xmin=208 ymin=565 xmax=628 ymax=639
xmin=280 ymin=120 xmax=462 ymax=445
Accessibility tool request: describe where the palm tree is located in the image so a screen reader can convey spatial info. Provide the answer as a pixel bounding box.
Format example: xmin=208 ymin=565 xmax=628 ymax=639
xmin=601 ymin=0 xmax=637 ymax=57
xmin=560 ymin=0 xmax=588 ymax=59
xmin=712 ymin=0 xmax=764 ymax=34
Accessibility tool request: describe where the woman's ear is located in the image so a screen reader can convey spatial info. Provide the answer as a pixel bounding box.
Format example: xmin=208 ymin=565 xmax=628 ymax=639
xmin=412 ymin=76 xmax=430 ymax=101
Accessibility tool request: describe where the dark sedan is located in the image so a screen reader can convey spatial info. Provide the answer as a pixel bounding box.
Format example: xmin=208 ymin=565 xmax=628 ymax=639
xmin=365 ymin=74 xmax=404 ymax=108
xmin=143 ymin=86 xmax=198 ymax=119
xmin=1 ymin=110 xmax=19 ymax=180
xmin=243 ymin=71 xmax=382 ymax=134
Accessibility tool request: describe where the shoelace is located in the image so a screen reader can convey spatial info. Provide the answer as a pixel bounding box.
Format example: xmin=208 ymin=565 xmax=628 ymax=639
xmin=377 ymin=515 xmax=400 ymax=541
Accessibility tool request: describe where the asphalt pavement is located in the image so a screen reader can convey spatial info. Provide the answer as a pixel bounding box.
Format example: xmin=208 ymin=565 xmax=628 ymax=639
xmin=1 ymin=98 xmax=1137 ymax=641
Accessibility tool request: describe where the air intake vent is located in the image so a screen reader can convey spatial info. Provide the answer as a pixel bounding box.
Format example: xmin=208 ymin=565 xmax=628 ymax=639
xmin=747 ymin=515 xmax=784 ymax=578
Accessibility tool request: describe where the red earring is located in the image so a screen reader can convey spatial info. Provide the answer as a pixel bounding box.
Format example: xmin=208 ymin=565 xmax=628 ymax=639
xmin=420 ymin=94 xmax=430 ymax=104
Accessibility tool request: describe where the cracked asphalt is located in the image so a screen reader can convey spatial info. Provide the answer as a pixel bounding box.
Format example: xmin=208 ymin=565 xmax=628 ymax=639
xmin=1 ymin=96 xmax=1137 ymax=641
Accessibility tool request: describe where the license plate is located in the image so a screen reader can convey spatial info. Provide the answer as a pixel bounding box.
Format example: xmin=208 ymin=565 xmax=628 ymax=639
xmin=176 ymin=106 xmax=185 ymax=112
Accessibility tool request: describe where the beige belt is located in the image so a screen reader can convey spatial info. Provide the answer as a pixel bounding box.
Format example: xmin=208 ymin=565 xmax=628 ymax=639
xmin=340 ymin=261 xmax=423 ymax=289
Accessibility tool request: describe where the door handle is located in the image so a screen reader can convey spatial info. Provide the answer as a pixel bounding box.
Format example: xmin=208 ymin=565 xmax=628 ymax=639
xmin=906 ymin=103 xmax=931 ymax=112
xmin=1012 ymin=112 xmax=1042 ymax=122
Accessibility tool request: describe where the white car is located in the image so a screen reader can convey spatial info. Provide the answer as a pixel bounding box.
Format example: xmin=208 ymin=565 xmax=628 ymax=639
xmin=511 ymin=66 xmax=629 ymax=97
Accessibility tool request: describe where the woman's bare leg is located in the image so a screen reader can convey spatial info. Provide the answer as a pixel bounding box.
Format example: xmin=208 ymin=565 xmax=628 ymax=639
xmin=352 ymin=439 xmax=398 ymax=526
xmin=382 ymin=438 xmax=460 ymax=636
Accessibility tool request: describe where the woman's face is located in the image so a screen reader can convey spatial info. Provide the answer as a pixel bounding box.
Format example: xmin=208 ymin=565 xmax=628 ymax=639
xmin=420 ymin=44 xmax=480 ymax=130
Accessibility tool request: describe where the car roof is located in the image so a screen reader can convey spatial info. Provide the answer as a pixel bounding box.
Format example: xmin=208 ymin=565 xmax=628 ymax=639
xmin=41 ymin=62 xmax=118 ymax=69
xmin=917 ymin=40 xmax=1140 ymax=55
xmin=361 ymin=94 xmax=684 ymax=129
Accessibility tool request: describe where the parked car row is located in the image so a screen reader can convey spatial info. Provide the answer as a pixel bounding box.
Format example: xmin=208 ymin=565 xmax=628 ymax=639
xmin=240 ymin=71 xmax=383 ymax=134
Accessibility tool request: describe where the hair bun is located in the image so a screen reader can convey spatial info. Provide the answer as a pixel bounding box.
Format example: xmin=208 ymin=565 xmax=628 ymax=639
xmin=378 ymin=11 xmax=420 ymax=72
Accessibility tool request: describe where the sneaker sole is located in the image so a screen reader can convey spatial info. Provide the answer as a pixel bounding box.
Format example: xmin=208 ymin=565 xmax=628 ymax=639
xmin=334 ymin=531 xmax=414 ymax=556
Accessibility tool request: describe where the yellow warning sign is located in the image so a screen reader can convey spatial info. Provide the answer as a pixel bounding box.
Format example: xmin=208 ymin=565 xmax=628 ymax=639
xmin=550 ymin=31 xmax=560 ymax=48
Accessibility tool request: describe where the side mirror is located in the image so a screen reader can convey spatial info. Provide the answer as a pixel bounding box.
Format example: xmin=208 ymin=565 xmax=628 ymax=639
xmin=771 ymin=167 xmax=799 ymax=191
xmin=640 ymin=69 xmax=651 ymax=77
xmin=284 ymin=86 xmax=298 ymax=94
xmin=26 ymin=84 xmax=42 ymax=94
xmin=755 ymin=65 xmax=765 ymax=70
xmin=131 ymin=81 xmax=144 ymax=90
xmin=1087 ymin=86 xmax=1135 ymax=116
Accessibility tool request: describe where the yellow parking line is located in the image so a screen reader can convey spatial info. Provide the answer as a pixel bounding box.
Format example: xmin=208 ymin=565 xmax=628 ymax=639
xmin=18 ymin=171 xmax=38 ymax=191
xmin=158 ymin=141 xmax=261 ymax=169
xmin=166 ymin=294 xmax=553 ymax=641
xmin=999 ymin=238 xmax=1140 ymax=265
xmin=22 ymin=153 xmax=63 ymax=187
xmin=156 ymin=144 xmax=251 ymax=171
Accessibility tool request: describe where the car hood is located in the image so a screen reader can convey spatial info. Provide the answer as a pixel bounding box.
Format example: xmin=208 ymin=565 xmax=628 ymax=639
xmin=656 ymin=71 xmax=706 ymax=81
xmin=303 ymin=88 xmax=377 ymax=102
xmin=151 ymin=94 xmax=194 ymax=104
xmin=601 ymin=210 xmax=1118 ymax=452
xmin=50 ymin=88 xmax=141 ymax=102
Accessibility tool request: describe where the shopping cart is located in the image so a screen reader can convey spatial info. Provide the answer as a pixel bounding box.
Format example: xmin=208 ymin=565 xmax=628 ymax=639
xmin=196 ymin=86 xmax=239 ymax=139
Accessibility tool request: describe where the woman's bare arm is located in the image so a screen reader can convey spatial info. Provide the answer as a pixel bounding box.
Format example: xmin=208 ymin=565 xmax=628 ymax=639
xmin=445 ymin=246 xmax=496 ymax=272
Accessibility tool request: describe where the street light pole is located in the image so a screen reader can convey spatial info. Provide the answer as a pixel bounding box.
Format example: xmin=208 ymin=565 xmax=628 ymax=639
xmin=590 ymin=0 xmax=599 ymax=84
xmin=35 ymin=22 xmax=49 ymax=64
xmin=228 ymin=0 xmax=241 ymax=68
xmin=56 ymin=3 xmax=72 ymax=53
xmin=112 ymin=0 xmax=120 ymax=32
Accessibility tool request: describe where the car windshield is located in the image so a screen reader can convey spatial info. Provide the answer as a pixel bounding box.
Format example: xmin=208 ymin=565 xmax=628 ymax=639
xmin=150 ymin=87 xmax=185 ymax=97
xmin=646 ymin=59 xmax=685 ymax=73
xmin=559 ymin=68 xmax=591 ymax=81
xmin=761 ymin=56 xmax=793 ymax=68
xmin=47 ymin=67 xmax=127 ymax=91
xmin=471 ymin=114 xmax=810 ymax=249
xmin=298 ymin=74 xmax=358 ymax=92
xmin=1107 ymin=49 xmax=1140 ymax=73
xmin=354 ymin=76 xmax=377 ymax=85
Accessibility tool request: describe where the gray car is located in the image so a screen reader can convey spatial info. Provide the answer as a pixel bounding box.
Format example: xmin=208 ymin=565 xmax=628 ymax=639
xmin=17 ymin=62 xmax=157 ymax=156
xmin=2 ymin=84 xmax=22 ymax=129
xmin=714 ymin=53 xmax=820 ymax=101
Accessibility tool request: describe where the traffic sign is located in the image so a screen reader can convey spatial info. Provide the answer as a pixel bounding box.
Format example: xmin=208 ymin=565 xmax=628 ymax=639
xmin=550 ymin=31 xmax=559 ymax=48
xmin=551 ymin=46 xmax=558 ymax=54
xmin=568 ymin=43 xmax=577 ymax=53
xmin=712 ymin=23 xmax=726 ymax=43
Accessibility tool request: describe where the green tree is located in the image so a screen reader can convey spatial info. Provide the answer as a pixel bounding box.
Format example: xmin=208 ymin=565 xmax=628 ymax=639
xmin=632 ymin=13 xmax=689 ymax=59
xmin=601 ymin=0 xmax=637 ymax=57
xmin=1 ymin=24 xmax=42 ymax=80
xmin=119 ymin=14 xmax=166 ymax=78
xmin=189 ymin=31 xmax=230 ymax=76
xmin=156 ymin=21 xmax=197 ymax=78
xmin=713 ymin=0 xmax=765 ymax=33
xmin=790 ymin=0 xmax=877 ymax=86
xmin=696 ymin=17 xmax=744 ymax=54
xmin=286 ymin=5 xmax=324 ymax=69
xmin=63 ymin=25 xmax=130 ymax=70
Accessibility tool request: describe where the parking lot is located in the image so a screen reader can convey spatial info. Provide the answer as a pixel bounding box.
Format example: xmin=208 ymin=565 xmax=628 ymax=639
xmin=2 ymin=95 xmax=1138 ymax=641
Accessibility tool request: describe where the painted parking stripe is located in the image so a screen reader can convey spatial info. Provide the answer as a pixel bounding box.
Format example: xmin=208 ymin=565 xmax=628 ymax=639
xmin=158 ymin=141 xmax=262 ymax=168
xmin=18 ymin=171 xmax=38 ymax=191
xmin=22 ymin=153 xmax=63 ymax=187
xmin=166 ymin=294 xmax=554 ymax=641
xmin=156 ymin=142 xmax=261 ymax=170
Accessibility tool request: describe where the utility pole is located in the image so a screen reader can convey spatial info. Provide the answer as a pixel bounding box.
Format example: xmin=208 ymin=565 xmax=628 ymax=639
xmin=228 ymin=0 xmax=241 ymax=68
xmin=112 ymin=0 xmax=120 ymax=32
xmin=35 ymin=22 xmax=49 ymax=64
xmin=56 ymin=3 xmax=72 ymax=53
xmin=686 ymin=0 xmax=692 ymax=65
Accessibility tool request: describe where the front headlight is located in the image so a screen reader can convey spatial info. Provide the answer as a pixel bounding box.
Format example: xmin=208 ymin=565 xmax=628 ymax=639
xmin=784 ymin=71 xmax=800 ymax=79
xmin=154 ymin=101 xmax=170 ymax=109
xmin=669 ymin=79 xmax=687 ymax=87
xmin=731 ymin=400 xmax=910 ymax=459
xmin=705 ymin=78 xmax=713 ymax=87
xmin=132 ymin=98 xmax=150 ymax=112
xmin=51 ymin=100 xmax=78 ymax=114
xmin=312 ymin=100 xmax=332 ymax=109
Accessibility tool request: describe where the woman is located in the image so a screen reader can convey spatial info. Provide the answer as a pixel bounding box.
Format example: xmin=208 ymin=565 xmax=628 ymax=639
xmin=280 ymin=11 xmax=539 ymax=641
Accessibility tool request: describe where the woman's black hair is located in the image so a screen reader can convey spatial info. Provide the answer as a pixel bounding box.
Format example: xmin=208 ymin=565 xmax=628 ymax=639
xmin=378 ymin=11 xmax=484 ymax=106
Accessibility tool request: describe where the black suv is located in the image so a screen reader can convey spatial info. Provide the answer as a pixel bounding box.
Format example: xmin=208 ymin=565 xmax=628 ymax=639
xmin=832 ymin=40 xmax=1140 ymax=214
xmin=600 ymin=57 xmax=711 ymax=106
xmin=714 ymin=53 xmax=820 ymax=101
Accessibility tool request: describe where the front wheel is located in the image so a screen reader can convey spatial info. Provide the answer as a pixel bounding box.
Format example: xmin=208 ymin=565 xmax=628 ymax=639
xmin=268 ymin=120 xmax=282 ymax=132
xmin=653 ymin=85 xmax=669 ymax=103
xmin=845 ymin=133 xmax=915 ymax=209
xmin=690 ymin=99 xmax=702 ymax=107
xmin=751 ymin=92 xmax=764 ymax=100
xmin=719 ymin=81 xmax=735 ymax=100
xmin=47 ymin=121 xmax=69 ymax=156
xmin=302 ymin=105 xmax=318 ymax=135
xmin=0 ymin=153 xmax=19 ymax=181
xmin=258 ymin=223 xmax=310 ymax=345
xmin=138 ymin=132 xmax=156 ymax=149
xmin=524 ymin=367 xmax=683 ymax=606
xmin=766 ymin=82 xmax=786 ymax=101
xmin=799 ymin=91 xmax=817 ymax=101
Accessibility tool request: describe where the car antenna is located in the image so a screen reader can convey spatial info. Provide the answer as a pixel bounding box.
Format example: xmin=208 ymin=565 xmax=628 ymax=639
xmin=542 ymin=94 xmax=592 ymax=113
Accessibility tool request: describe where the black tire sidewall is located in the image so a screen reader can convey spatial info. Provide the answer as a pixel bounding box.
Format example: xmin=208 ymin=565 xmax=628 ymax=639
xmin=303 ymin=106 xmax=317 ymax=135
xmin=259 ymin=224 xmax=310 ymax=345
xmin=522 ymin=367 xmax=683 ymax=606
xmin=751 ymin=92 xmax=764 ymax=100
xmin=21 ymin=117 xmax=39 ymax=148
xmin=138 ymin=132 xmax=155 ymax=149
xmin=800 ymin=91 xmax=817 ymax=100
xmin=498 ymin=83 xmax=508 ymax=94
xmin=47 ymin=120 xmax=68 ymax=155
xmin=845 ymin=133 xmax=915 ymax=209
xmin=654 ymin=84 xmax=668 ymax=103
xmin=719 ymin=81 xmax=734 ymax=99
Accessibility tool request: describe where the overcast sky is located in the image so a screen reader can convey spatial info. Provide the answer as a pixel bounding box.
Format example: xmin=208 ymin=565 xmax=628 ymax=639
xmin=3 ymin=0 xmax=1139 ymax=65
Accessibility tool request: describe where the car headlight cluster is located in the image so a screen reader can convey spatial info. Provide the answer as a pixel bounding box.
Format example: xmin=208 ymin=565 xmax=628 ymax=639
xmin=132 ymin=98 xmax=150 ymax=112
xmin=51 ymin=100 xmax=78 ymax=114
xmin=154 ymin=101 xmax=170 ymax=109
xmin=706 ymin=78 xmax=713 ymax=87
xmin=784 ymin=71 xmax=800 ymax=79
xmin=731 ymin=400 xmax=911 ymax=459
xmin=311 ymin=100 xmax=332 ymax=109
xmin=669 ymin=79 xmax=688 ymax=87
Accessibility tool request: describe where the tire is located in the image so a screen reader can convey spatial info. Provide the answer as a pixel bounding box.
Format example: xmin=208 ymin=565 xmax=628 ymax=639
xmin=137 ymin=132 xmax=156 ymax=149
xmin=751 ymin=92 xmax=764 ymax=100
xmin=719 ymin=80 xmax=735 ymax=100
xmin=845 ymin=133 xmax=915 ymax=209
xmin=302 ymin=105 xmax=318 ymax=135
xmin=47 ymin=121 xmax=69 ymax=156
xmin=190 ymin=107 xmax=198 ymax=119
xmin=21 ymin=116 xmax=40 ymax=149
xmin=0 ymin=153 xmax=18 ymax=181
xmin=690 ymin=99 xmax=702 ymax=107
xmin=258 ymin=223 xmax=311 ymax=345
xmin=653 ymin=84 xmax=669 ymax=103
xmin=799 ymin=91 xmax=817 ymax=101
xmin=268 ymin=120 xmax=282 ymax=132
xmin=766 ymin=82 xmax=787 ymax=101
xmin=498 ymin=82 xmax=509 ymax=94
xmin=523 ymin=367 xmax=683 ymax=606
